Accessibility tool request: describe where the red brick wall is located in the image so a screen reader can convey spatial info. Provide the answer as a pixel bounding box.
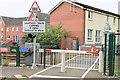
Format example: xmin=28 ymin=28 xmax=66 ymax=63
xmin=61 ymin=37 xmax=78 ymax=50
xmin=80 ymin=45 xmax=103 ymax=51
xmin=2 ymin=40 xmax=13 ymax=46
xmin=5 ymin=25 xmax=23 ymax=41
xmin=50 ymin=2 xmax=85 ymax=44
xmin=0 ymin=17 xmax=6 ymax=41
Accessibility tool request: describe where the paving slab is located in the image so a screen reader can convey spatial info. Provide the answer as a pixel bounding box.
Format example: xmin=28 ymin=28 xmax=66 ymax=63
xmin=36 ymin=67 xmax=105 ymax=78
xmin=1 ymin=66 xmax=44 ymax=78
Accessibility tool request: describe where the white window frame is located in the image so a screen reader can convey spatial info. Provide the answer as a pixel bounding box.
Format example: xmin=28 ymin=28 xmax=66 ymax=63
xmin=12 ymin=27 xmax=14 ymax=31
xmin=106 ymin=16 xmax=109 ymax=23
xmin=88 ymin=11 xmax=93 ymax=20
xmin=7 ymin=28 xmax=9 ymax=32
xmin=96 ymin=30 xmax=101 ymax=43
xmin=16 ymin=27 xmax=19 ymax=31
xmin=7 ymin=35 xmax=10 ymax=39
xmin=1 ymin=28 xmax=3 ymax=34
xmin=1 ymin=36 xmax=3 ymax=41
xmin=113 ymin=17 xmax=116 ymax=24
xmin=88 ymin=29 xmax=92 ymax=41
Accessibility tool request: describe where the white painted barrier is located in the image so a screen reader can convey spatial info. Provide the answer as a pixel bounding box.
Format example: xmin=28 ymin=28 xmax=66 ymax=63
xmin=61 ymin=51 xmax=66 ymax=72
xmin=99 ymin=51 xmax=103 ymax=72
xmin=39 ymin=49 xmax=100 ymax=70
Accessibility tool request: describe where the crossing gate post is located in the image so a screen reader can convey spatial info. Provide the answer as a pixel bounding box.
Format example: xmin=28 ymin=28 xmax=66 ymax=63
xmin=99 ymin=51 xmax=103 ymax=72
xmin=61 ymin=51 xmax=65 ymax=72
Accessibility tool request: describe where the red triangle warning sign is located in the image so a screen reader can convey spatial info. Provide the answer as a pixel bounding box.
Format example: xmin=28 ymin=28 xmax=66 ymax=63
xmin=29 ymin=1 xmax=41 ymax=12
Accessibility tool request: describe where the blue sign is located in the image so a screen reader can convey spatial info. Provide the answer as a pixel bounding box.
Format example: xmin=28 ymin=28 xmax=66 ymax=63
xmin=19 ymin=47 xmax=28 ymax=52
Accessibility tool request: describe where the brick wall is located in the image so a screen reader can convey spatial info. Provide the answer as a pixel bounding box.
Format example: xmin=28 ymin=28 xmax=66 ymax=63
xmin=79 ymin=45 xmax=103 ymax=51
xmin=0 ymin=17 xmax=6 ymax=41
xmin=50 ymin=2 xmax=85 ymax=44
xmin=61 ymin=37 xmax=78 ymax=50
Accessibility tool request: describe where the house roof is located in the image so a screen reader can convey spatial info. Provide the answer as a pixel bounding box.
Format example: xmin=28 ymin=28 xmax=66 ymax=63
xmin=74 ymin=2 xmax=120 ymax=17
xmin=1 ymin=13 xmax=50 ymax=26
xmin=36 ymin=13 xmax=50 ymax=24
xmin=49 ymin=0 xmax=120 ymax=17
xmin=1 ymin=16 xmax=28 ymax=26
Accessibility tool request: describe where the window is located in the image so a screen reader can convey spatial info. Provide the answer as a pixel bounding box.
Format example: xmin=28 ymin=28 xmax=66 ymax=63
xmin=0 ymin=21 xmax=2 ymax=24
xmin=70 ymin=4 xmax=77 ymax=13
xmin=96 ymin=30 xmax=101 ymax=43
xmin=106 ymin=24 xmax=111 ymax=31
xmin=16 ymin=27 xmax=19 ymax=31
xmin=113 ymin=17 xmax=116 ymax=24
xmin=88 ymin=29 xmax=92 ymax=41
xmin=1 ymin=28 xmax=3 ymax=34
xmin=7 ymin=35 xmax=10 ymax=39
xmin=12 ymin=27 xmax=14 ymax=31
xmin=16 ymin=36 xmax=17 ymax=41
xmin=1 ymin=36 xmax=3 ymax=41
xmin=88 ymin=11 xmax=92 ymax=20
xmin=7 ymin=28 xmax=9 ymax=32
xmin=13 ymin=35 xmax=15 ymax=41
xmin=106 ymin=16 xmax=109 ymax=23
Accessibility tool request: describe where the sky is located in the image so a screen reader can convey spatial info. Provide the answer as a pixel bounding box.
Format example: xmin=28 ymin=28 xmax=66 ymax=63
xmin=0 ymin=0 xmax=120 ymax=17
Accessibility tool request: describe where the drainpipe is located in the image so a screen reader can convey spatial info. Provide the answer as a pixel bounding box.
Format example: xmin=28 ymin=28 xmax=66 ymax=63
xmin=83 ymin=8 xmax=86 ymax=45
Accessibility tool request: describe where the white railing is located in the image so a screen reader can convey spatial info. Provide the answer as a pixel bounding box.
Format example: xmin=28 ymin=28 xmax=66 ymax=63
xmin=38 ymin=49 xmax=103 ymax=72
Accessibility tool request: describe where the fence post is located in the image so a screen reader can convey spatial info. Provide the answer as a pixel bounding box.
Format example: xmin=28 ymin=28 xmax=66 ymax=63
xmin=104 ymin=33 xmax=107 ymax=75
xmin=91 ymin=47 xmax=93 ymax=52
xmin=16 ymin=46 xmax=20 ymax=67
xmin=50 ymin=52 xmax=53 ymax=65
xmin=54 ymin=53 xmax=56 ymax=65
xmin=99 ymin=51 xmax=103 ymax=72
xmin=41 ymin=52 xmax=42 ymax=64
xmin=61 ymin=51 xmax=65 ymax=72
xmin=44 ymin=48 xmax=46 ymax=69
xmin=108 ymin=33 xmax=114 ymax=76
xmin=0 ymin=52 xmax=1 ymax=66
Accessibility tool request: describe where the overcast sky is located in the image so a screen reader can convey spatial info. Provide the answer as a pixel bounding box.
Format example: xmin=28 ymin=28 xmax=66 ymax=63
xmin=0 ymin=0 xmax=120 ymax=17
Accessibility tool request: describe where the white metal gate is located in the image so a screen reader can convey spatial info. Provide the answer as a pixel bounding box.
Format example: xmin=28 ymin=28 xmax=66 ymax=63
xmin=38 ymin=49 xmax=101 ymax=70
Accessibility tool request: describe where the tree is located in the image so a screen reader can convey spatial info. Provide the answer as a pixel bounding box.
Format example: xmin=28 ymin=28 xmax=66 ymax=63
xmin=21 ymin=24 xmax=69 ymax=49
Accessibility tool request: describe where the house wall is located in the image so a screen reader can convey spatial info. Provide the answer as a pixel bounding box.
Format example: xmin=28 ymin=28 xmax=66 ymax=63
xmin=85 ymin=10 xmax=118 ymax=44
xmin=50 ymin=2 xmax=85 ymax=44
xmin=0 ymin=17 xmax=6 ymax=41
xmin=5 ymin=25 xmax=23 ymax=42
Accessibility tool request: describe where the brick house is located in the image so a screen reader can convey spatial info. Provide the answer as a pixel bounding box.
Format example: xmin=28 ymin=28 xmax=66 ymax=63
xmin=49 ymin=0 xmax=120 ymax=50
xmin=0 ymin=13 xmax=50 ymax=46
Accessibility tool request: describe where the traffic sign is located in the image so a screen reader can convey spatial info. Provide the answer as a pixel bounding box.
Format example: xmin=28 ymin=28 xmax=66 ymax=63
xmin=0 ymin=47 xmax=8 ymax=52
xmin=19 ymin=47 xmax=28 ymax=52
xmin=23 ymin=21 xmax=46 ymax=33
xmin=29 ymin=1 xmax=41 ymax=12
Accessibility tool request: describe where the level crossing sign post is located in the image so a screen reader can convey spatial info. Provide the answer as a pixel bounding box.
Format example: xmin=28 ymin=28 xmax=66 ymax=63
xmin=23 ymin=1 xmax=45 ymax=69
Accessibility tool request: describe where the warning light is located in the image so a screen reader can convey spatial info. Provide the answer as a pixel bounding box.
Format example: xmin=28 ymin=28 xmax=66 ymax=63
xmin=36 ymin=16 xmax=39 ymax=18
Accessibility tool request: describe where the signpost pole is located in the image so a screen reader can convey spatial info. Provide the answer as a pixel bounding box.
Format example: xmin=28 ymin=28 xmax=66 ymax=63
xmin=31 ymin=12 xmax=37 ymax=69
xmin=23 ymin=1 xmax=45 ymax=69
